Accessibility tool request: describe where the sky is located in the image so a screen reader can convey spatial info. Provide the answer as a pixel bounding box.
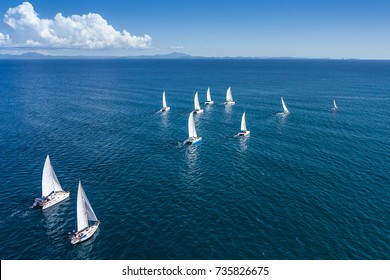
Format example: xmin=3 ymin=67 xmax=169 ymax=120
xmin=0 ymin=0 xmax=389 ymax=58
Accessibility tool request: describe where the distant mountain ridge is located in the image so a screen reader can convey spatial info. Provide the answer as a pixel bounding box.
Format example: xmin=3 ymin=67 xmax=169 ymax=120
xmin=0 ymin=51 xmax=331 ymax=60
xmin=0 ymin=51 xmax=197 ymax=60
xmin=0 ymin=52 xmax=49 ymax=59
xmin=130 ymin=52 xmax=194 ymax=59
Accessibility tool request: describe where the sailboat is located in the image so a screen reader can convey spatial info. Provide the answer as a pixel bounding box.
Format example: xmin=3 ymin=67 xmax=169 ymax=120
xmin=332 ymin=99 xmax=338 ymax=110
xmin=184 ymin=111 xmax=202 ymax=145
xmin=193 ymin=91 xmax=203 ymax=113
xmin=34 ymin=155 xmax=70 ymax=209
xmin=280 ymin=97 xmax=289 ymax=115
xmin=224 ymin=87 xmax=235 ymax=105
xmin=204 ymin=87 xmax=214 ymax=105
xmin=237 ymin=112 xmax=250 ymax=137
xmin=71 ymin=181 xmax=100 ymax=245
xmin=160 ymin=91 xmax=170 ymax=111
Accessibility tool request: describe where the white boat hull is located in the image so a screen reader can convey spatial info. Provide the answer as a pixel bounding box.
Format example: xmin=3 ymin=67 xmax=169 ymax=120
xmin=238 ymin=130 xmax=250 ymax=137
xmin=205 ymin=101 xmax=214 ymax=105
xmin=71 ymin=222 xmax=100 ymax=245
xmin=193 ymin=109 xmax=203 ymax=114
xmin=36 ymin=191 xmax=69 ymax=209
xmin=185 ymin=137 xmax=202 ymax=145
xmin=224 ymin=101 xmax=235 ymax=105
xmin=160 ymin=106 xmax=170 ymax=112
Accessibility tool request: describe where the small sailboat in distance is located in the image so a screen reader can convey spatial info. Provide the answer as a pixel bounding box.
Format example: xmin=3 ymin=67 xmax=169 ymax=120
xmin=237 ymin=112 xmax=250 ymax=137
xmin=224 ymin=87 xmax=235 ymax=105
xmin=184 ymin=111 xmax=202 ymax=145
xmin=193 ymin=91 xmax=203 ymax=113
xmin=204 ymin=87 xmax=214 ymax=105
xmin=332 ymin=99 xmax=338 ymax=110
xmin=280 ymin=97 xmax=289 ymax=115
xmin=71 ymin=180 xmax=100 ymax=245
xmin=160 ymin=91 xmax=170 ymax=112
xmin=33 ymin=155 xmax=70 ymax=209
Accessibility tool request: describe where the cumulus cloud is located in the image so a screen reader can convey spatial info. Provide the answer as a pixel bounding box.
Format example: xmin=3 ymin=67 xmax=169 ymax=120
xmin=1 ymin=2 xmax=151 ymax=49
xmin=0 ymin=32 xmax=11 ymax=45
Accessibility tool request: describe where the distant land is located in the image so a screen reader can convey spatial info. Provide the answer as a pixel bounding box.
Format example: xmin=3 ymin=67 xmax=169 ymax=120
xmin=0 ymin=52 xmax=198 ymax=60
xmin=0 ymin=51 xmax=334 ymax=60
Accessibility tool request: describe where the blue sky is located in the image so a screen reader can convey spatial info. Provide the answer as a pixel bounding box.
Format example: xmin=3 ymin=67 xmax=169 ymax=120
xmin=0 ymin=0 xmax=389 ymax=58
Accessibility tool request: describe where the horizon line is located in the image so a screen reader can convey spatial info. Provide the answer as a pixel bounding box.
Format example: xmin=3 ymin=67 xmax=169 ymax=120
xmin=0 ymin=51 xmax=389 ymax=61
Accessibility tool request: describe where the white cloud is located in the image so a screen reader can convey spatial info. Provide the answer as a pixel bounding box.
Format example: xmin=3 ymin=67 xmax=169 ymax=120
xmin=0 ymin=32 xmax=11 ymax=45
xmin=1 ymin=2 xmax=152 ymax=49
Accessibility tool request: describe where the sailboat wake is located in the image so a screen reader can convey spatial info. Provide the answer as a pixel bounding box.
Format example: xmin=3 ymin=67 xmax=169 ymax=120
xmin=178 ymin=142 xmax=186 ymax=147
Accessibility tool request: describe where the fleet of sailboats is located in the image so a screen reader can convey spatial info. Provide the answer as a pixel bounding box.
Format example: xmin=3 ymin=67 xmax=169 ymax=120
xmin=33 ymin=155 xmax=70 ymax=209
xmin=71 ymin=181 xmax=100 ymax=245
xmin=30 ymin=89 xmax=338 ymax=245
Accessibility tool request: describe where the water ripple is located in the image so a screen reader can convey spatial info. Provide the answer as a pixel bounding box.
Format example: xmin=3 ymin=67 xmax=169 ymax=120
xmin=0 ymin=59 xmax=389 ymax=259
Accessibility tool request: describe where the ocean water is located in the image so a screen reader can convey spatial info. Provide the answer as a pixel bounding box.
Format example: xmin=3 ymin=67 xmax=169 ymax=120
xmin=0 ymin=59 xmax=389 ymax=260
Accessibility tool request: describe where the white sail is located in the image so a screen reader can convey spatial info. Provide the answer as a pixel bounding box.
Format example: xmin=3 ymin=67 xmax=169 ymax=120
xmin=42 ymin=155 xmax=63 ymax=197
xmin=226 ymin=87 xmax=233 ymax=102
xmin=188 ymin=111 xmax=197 ymax=138
xmin=77 ymin=181 xmax=98 ymax=232
xmin=77 ymin=182 xmax=88 ymax=231
xmin=194 ymin=91 xmax=201 ymax=110
xmin=241 ymin=112 xmax=247 ymax=131
xmin=333 ymin=99 xmax=338 ymax=109
xmin=281 ymin=97 xmax=289 ymax=113
xmin=206 ymin=87 xmax=212 ymax=102
xmin=162 ymin=91 xmax=167 ymax=108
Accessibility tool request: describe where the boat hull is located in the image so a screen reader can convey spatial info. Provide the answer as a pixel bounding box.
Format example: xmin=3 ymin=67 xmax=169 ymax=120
xmin=193 ymin=109 xmax=203 ymax=114
xmin=185 ymin=137 xmax=202 ymax=145
xmin=205 ymin=101 xmax=214 ymax=105
xmin=238 ymin=130 xmax=250 ymax=137
xmin=224 ymin=101 xmax=235 ymax=105
xmin=35 ymin=191 xmax=70 ymax=209
xmin=71 ymin=222 xmax=100 ymax=245
xmin=160 ymin=106 xmax=170 ymax=112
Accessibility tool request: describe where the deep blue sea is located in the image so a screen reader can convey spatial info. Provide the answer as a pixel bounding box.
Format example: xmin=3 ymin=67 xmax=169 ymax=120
xmin=0 ymin=59 xmax=389 ymax=260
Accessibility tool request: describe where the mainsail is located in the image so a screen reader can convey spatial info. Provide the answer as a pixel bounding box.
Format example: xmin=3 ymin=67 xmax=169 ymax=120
xmin=281 ymin=97 xmax=289 ymax=113
xmin=162 ymin=91 xmax=167 ymax=108
xmin=206 ymin=87 xmax=212 ymax=102
xmin=42 ymin=155 xmax=63 ymax=197
xmin=241 ymin=112 xmax=247 ymax=131
xmin=188 ymin=111 xmax=197 ymax=138
xmin=77 ymin=181 xmax=98 ymax=232
xmin=194 ymin=91 xmax=201 ymax=110
xmin=226 ymin=87 xmax=233 ymax=101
